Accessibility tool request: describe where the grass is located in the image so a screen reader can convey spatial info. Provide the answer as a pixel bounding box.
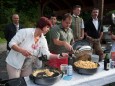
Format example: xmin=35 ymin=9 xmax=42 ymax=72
xmin=0 ymin=38 xmax=6 ymax=44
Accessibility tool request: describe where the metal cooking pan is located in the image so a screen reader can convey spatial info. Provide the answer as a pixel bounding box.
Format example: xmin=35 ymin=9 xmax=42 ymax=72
xmin=73 ymin=62 xmax=100 ymax=75
xmin=29 ymin=68 xmax=63 ymax=86
xmin=70 ymin=39 xmax=92 ymax=62
xmin=72 ymin=39 xmax=91 ymax=50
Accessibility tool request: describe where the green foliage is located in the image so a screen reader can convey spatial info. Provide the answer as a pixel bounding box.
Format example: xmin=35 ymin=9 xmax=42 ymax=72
xmin=106 ymin=10 xmax=115 ymax=15
xmin=43 ymin=6 xmax=53 ymax=17
xmin=0 ymin=31 xmax=5 ymax=38
xmin=0 ymin=0 xmax=53 ymax=38
xmin=0 ymin=38 xmax=6 ymax=44
xmin=4 ymin=8 xmax=17 ymax=23
xmin=81 ymin=12 xmax=91 ymax=22
xmin=19 ymin=7 xmax=41 ymax=27
xmin=0 ymin=0 xmax=40 ymax=37
xmin=0 ymin=24 xmax=6 ymax=31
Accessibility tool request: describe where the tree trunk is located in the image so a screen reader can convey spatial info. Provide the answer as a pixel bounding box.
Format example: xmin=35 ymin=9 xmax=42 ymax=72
xmin=98 ymin=0 xmax=104 ymax=21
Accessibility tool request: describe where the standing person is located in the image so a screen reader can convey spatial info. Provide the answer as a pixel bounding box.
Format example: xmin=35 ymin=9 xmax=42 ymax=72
xmin=49 ymin=13 xmax=74 ymax=54
xmin=108 ymin=13 xmax=115 ymax=52
xmin=4 ymin=14 xmax=23 ymax=52
xmin=45 ymin=14 xmax=57 ymax=45
xmin=84 ymin=8 xmax=104 ymax=61
xmin=50 ymin=14 xmax=57 ymax=26
xmin=71 ymin=5 xmax=84 ymax=42
xmin=6 ymin=17 xmax=68 ymax=79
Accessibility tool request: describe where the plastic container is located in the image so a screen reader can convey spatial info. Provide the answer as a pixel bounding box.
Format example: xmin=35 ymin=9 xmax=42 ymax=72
xmin=91 ymin=54 xmax=99 ymax=62
xmin=60 ymin=64 xmax=68 ymax=74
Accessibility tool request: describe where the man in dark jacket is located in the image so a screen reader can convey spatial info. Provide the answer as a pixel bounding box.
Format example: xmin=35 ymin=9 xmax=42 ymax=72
xmin=4 ymin=14 xmax=23 ymax=52
xmin=84 ymin=8 xmax=104 ymax=61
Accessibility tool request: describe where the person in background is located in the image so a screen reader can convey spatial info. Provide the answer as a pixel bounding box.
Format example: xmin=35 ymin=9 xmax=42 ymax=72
xmin=84 ymin=8 xmax=104 ymax=61
xmin=49 ymin=13 xmax=74 ymax=54
xmin=50 ymin=14 xmax=57 ymax=26
xmin=110 ymin=30 xmax=115 ymax=52
xmin=6 ymin=17 xmax=68 ymax=79
xmin=108 ymin=13 xmax=115 ymax=52
xmin=4 ymin=14 xmax=23 ymax=52
xmin=71 ymin=5 xmax=84 ymax=42
xmin=45 ymin=14 xmax=57 ymax=45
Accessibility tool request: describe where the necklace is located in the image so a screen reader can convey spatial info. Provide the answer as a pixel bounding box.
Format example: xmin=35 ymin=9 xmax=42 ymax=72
xmin=34 ymin=36 xmax=39 ymax=44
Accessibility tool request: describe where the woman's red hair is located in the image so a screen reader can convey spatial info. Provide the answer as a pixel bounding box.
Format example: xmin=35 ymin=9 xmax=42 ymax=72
xmin=36 ymin=17 xmax=52 ymax=30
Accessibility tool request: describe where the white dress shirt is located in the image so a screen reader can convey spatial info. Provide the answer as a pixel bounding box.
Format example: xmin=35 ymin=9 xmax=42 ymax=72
xmin=14 ymin=24 xmax=19 ymax=32
xmin=93 ymin=19 xmax=98 ymax=31
xmin=6 ymin=28 xmax=50 ymax=69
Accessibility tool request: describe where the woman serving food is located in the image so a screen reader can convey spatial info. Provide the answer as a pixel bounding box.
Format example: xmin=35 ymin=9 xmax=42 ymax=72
xmin=6 ymin=17 xmax=68 ymax=79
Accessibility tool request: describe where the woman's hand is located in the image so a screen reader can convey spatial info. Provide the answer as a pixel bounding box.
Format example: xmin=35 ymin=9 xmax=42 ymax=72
xmin=19 ymin=48 xmax=32 ymax=57
xmin=50 ymin=53 xmax=69 ymax=59
xmin=11 ymin=44 xmax=32 ymax=58
xmin=59 ymin=53 xmax=69 ymax=58
xmin=62 ymin=53 xmax=69 ymax=57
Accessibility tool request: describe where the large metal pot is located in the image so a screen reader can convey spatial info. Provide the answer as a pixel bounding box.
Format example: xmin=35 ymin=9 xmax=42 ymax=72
xmin=72 ymin=39 xmax=91 ymax=50
xmin=71 ymin=39 xmax=92 ymax=62
xmin=29 ymin=68 xmax=63 ymax=86
xmin=73 ymin=62 xmax=100 ymax=75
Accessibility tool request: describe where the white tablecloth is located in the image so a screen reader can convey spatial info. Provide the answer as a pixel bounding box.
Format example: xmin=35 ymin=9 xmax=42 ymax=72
xmin=25 ymin=62 xmax=115 ymax=86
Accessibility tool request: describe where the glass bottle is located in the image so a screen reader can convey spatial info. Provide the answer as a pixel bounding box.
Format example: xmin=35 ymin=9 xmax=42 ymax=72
xmin=68 ymin=53 xmax=74 ymax=65
xmin=104 ymin=53 xmax=110 ymax=70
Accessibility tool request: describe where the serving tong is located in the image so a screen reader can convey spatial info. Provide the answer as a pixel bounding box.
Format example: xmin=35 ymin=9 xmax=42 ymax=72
xmin=22 ymin=54 xmax=48 ymax=70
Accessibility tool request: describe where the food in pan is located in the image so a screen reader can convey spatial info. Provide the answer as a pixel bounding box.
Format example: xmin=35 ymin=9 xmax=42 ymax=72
xmin=30 ymin=68 xmax=63 ymax=85
xmin=77 ymin=53 xmax=91 ymax=61
xmin=74 ymin=60 xmax=98 ymax=69
xmin=74 ymin=49 xmax=92 ymax=61
xmin=32 ymin=69 xmax=54 ymax=77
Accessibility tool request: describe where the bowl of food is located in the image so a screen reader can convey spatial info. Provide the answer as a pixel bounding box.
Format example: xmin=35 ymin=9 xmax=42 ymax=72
xmin=29 ymin=68 xmax=63 ymax=85
xmin=73 ymin=60 xmax=99 ymax=75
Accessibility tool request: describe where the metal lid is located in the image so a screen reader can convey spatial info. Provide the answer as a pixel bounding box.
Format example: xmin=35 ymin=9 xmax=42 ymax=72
xmin=72 ymin=39 xmax=91 ymax=50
